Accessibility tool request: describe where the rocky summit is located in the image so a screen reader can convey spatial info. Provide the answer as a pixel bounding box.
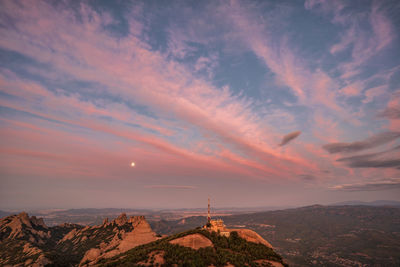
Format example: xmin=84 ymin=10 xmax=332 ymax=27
xmin=0 ymin=212 xmax=285 ymax=266
xmin=0 ymin=212 xmax=159 ymax=266
xmin=78 ymin=214 xmax=159 ymax=265
xmin=0 ymin=212 xmax=55 ymax=266
xmin=97 ymin=228 xmax=286 ymax=266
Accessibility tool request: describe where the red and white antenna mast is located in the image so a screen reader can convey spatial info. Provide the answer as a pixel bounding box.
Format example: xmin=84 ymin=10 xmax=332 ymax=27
xmin=207 ymin=197 xmax=211 ymax=223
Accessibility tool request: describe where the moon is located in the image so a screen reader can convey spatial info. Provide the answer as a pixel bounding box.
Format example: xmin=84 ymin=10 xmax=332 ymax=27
xmin=130 ymin=162 xmax=135 ymax=167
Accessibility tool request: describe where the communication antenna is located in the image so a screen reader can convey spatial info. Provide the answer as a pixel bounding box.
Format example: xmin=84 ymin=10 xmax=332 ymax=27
xmin=207 ymin=197 xmax=211 ymax=223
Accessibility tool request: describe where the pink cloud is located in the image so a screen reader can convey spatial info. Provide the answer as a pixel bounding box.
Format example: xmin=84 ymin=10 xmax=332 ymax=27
xmin=370 ymin=3 xmax=394 ymax=52
xmin=144 ymin=185 xmax=197 ymax=189
xmin=219 ymin=0 xmax=350 ymax=116
xmin=340 ymin=83 xmax=363 ymax=97
xmin=383 ymin=91 xmax=400 ymax=131
xmin=312 ymin=113 xmax=341 ymax=143
xmin=309 ymin=0 xmax=395 ymax=79
xmin=363 ymin=85 xmax=387 ymax=104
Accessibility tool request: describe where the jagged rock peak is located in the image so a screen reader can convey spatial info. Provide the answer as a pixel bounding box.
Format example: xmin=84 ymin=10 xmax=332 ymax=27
xmin=0 ymin=212 xmax=50 ymax=244
xmin=79 ymin=215 xmax=157 ymax=265
xmin=18 ymin=211 xmax=29 ymax=219
xmin=95 ymin=214 xmax=148 ymax=228
xmin=16 ymin=212 xmax=32 ymax=227
xmin=30 ymin=216 xmax=47 ymax=228
xmin=58 ymin=222 xmax=77 ymax=227
xmin=128 ymin=215 xmax=146 ymax=226
xmin=2 ymin=212 xmax=48 ymax=229
xmin=113 ymin=213 xmax=128 ymax=226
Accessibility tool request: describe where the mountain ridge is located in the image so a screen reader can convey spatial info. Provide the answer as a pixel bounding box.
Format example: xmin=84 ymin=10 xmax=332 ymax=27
xmin=149 ymin=205 xmax=400 ymax=266
xmin=330 ymin=200 xmax=400 ymax=206
xmin=0 ymin=212 xmax=283 ymax=266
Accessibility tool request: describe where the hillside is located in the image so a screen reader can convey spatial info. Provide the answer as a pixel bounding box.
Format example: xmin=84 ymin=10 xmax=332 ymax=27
xmin=0 ymin=212 xmax=80 ymax=266
xmin=150 ymin=205 xmax=400 ymax=266
xmin=0 ymin=212 xmax=284 ymax=266
xmin=98 ymin=228 xmax=286 ymax=266
xmin=0 ymin=212 xmax=159 ymax=266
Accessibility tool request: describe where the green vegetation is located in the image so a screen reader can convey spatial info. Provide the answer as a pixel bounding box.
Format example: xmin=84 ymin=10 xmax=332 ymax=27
xmin=4 ymin=205 xmax=399 ymax=266
xmin=0 ymin=239 xmax=33 ymax=265
xmin=47 ymin=222 xmax=133 ymax=266
xmin=151 ymin=205 xmax=400 ymax=266
xmin=99 ymin=229 xmax=286 ymax=267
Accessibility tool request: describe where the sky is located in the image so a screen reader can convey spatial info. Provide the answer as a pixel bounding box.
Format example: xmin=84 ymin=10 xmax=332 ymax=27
xmin=0 ymin=0 xmax=400 ymax=210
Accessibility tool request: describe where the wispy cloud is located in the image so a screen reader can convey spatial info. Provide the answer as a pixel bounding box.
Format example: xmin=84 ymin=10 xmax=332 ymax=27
xmin=306 ymin=0 xmax=395 ymax=79
xmin=323 ymin=132 xmax=400 ymax=154
xmin=279 ymin=131 xmax=301 ymax=146
xmin=339 ymin=158 xmax=400 ymax=169
xmin=336 ymin=145 xmax=400 ymax=169
xmin=298 ymin=174 xmax=315 ymax=181
xmin=144 ymin=185 xmax=197 ymax=190
xmin=330 ymin=179 xmax=400 ymax=191
xmin=379 ymin=107 xmax=400 ymax=120
xmin=223 ymin=1 xmax=342 ymax=113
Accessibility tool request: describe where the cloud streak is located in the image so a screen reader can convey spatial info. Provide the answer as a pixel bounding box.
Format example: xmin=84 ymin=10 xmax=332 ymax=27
xmin=379 ymin=107 xmax=400 ymax=120
xmin=144 ymin=185 xmax=197 ymax=190
xmin=336 ymin=145 xmax=400 ymax=169
xmin=323 ymin=132 xmax=400 ymax=154
xmin=279 ymin=131 xmax=301 ymax=146
xmin=330 ymin=179 xmax=400 ymax=191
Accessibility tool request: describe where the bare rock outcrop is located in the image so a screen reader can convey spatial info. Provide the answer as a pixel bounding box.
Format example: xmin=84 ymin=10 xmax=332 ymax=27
xmin=79 ymin=215 xmax=159 ymax=266
xmin=1 ymin=212 xmax=50 ymax=241
xmin=119 ymin=216 xmax=158 ymax=252
xmin=169 ymin=233 xmax=213 ymax=250
xmin=0 ymin=212 xmax=52 ymax=266
xmin=230 ymin=229 xmax=272 ymax=248
xmin=113 ymin=213 xmax=128 ymax=226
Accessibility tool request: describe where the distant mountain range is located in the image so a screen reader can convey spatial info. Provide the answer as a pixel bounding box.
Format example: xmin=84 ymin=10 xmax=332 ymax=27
xmin=2 ymin=200 xmax=399 ymax=227
xmin=0 ymin=210 xmax=10 ymax=218
xmin=330 ymin=200 xmax=400 ymax=206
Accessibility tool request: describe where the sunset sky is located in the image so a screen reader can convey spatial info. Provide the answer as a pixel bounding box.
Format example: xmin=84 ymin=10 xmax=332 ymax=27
xmin=1 ymin=0 xmax=399 ymax=210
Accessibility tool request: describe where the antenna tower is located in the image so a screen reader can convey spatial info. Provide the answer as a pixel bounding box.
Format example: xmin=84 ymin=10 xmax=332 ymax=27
xmin=207 ymin=197 xmax=211 ymax=223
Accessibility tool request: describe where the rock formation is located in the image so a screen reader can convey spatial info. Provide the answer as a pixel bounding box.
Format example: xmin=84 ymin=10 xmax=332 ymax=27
xmin=0 ymin=212 xmax=159 ymax=266
xmin=231 ymin=228 xmax=273 ymax=248
xmin=205 ymin=218 xmax=273 ymax=248
xmin=0 ymin=212 xmax=284 ymax=266
xmin=94 ymin=228 xmax=286 ymax=266
xmin=169 ymin=233 xmax=213 ymax=250
xmin=78 ymin=214 xmax=159 ymax=266
xmin=0 ymin=212 xmax=53 ymax=266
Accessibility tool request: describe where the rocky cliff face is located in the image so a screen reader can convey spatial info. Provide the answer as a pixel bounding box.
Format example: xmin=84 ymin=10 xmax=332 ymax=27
xmin=0 ymin=212 xmax=158 ymax=266
xmin=230 ymin=228 xmax=273 ymax=248
xmin=1 ymin=212 xmax=49 ymax=243
xmin=77 ymin=214 xmax=159 ymax=266
xmin=0 ymin=212 xmax=75 ymax=266
xmin=97 ymin=228 xmax=286 ymax=266
xmin=1 ymin=212 xmax=283 ymax=266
